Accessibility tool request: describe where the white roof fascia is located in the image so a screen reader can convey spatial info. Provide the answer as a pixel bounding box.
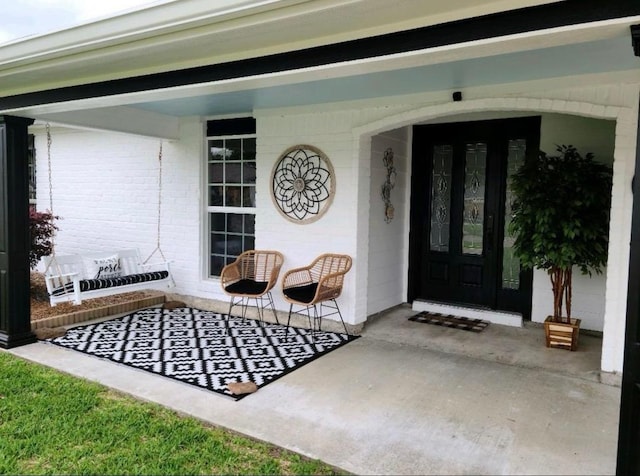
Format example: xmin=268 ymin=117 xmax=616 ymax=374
xmin=0 ymin=0 xmax=298 ymax=63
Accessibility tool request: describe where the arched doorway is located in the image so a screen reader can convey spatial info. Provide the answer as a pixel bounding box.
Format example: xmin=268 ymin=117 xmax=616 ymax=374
xmin=408 ymin=116 xmax=540 ymax=318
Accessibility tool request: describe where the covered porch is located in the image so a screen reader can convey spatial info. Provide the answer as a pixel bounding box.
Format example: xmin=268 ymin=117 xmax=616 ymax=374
xmin=0 ymin=0 xmax=639 ymax=472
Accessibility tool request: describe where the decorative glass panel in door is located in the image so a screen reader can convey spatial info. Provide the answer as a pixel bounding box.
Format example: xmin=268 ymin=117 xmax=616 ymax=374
xmin=430 ymin=145 xmax=453 ymax=252
xmin=462 ymin=143 xmax=486 ymax=255
xmin=502 ymin=139 xmax=526 ymax=289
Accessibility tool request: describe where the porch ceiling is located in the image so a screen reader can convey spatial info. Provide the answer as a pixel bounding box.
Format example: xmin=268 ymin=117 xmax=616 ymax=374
xmin=129 ymin=36 xmax=639 ymax=117
xmin=0 ymin=1 xmax=638 ymax=138
xmin=11 ymin=32 xmax=639 ymax=139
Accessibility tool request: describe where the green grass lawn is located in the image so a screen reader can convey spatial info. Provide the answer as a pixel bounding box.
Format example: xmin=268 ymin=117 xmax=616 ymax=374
xmin=0 ymin=352 xmax=341 ymax=475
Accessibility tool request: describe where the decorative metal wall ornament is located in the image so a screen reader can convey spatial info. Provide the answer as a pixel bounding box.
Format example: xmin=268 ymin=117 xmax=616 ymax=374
xmin=381 ymin=148 xmax=397 ymax=223
xmin=271 ymin=145 xmax=335 ymax=223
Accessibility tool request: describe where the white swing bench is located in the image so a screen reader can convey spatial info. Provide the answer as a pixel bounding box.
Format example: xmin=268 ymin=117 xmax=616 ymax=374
xmin=42 ymin=249 xmax=173 ymax=306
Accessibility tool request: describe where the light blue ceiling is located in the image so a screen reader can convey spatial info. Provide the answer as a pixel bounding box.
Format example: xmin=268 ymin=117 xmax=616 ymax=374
xmin=131 ymin=36 xmax=640 ymax=117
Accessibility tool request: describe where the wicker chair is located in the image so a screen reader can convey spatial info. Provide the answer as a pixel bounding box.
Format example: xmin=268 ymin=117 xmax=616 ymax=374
xmin=281 ymin=253 xmax=352 ymax=338
xmin=220 ymin=250 xmax=284 ymax=326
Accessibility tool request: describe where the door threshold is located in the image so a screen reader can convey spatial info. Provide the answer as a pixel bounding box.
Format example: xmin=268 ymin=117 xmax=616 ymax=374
xmin=412 ymin=300 xmax=523 ymax=328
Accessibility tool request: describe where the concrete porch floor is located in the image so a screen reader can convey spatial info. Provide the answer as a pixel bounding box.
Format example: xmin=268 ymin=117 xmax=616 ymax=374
xmin=367 ymin=305 xmax=608 ymax=384
xmin=8 ymin=305 xmax=620 ymax=475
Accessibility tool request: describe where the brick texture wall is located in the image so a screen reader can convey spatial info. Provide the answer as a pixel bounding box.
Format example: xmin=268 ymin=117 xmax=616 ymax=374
xmin=34 ymin=78 xmax=640 ymax=373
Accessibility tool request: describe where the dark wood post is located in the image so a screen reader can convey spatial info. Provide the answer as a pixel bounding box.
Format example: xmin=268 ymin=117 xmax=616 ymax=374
xmin=0 ymin=115 xmax=36 ymax=348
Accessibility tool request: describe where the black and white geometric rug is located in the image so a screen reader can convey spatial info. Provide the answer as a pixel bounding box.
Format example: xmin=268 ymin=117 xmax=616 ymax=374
xmin=48 ymin=307 xmax=358 ymax=400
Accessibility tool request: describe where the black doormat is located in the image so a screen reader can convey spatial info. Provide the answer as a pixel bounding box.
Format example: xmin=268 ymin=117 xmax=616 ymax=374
xmin=48 ymin=307 xmax=358 ymax=401
xmin=408 ymin=311 xmax=490 ymax=332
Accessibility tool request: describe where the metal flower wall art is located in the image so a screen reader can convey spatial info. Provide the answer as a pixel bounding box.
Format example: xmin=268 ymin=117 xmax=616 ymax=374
xmin=381 ymin=148 xmax=397 ymax=223
xmin=271 ymin=145 xmax=335 ymax=223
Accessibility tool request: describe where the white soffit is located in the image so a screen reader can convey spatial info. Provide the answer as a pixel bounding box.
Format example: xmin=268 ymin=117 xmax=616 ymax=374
xmin=0 ymin=0 xmax=559 ymax=96
xmin=6 ymin=16 xmax=638 ymax=119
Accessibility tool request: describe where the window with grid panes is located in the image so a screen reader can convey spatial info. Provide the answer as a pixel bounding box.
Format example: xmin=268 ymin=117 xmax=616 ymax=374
xmin=206 ymin=133 xmax=256 ymax=277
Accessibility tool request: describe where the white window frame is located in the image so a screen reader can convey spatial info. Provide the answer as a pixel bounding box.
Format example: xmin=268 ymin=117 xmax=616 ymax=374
xmin=204 ymin=133 xmax=257 ymax=278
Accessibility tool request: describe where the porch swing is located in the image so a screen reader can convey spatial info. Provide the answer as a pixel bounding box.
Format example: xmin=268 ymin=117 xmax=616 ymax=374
xmin=41 ymin=123 xmax=174 ymax=306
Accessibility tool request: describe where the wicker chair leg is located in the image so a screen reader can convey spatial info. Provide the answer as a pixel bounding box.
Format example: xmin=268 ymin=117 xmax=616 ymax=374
xmin=333 ymin=299 xmax=349 ymax=336
xmin=286 ymin=303 xmax=294 ymax=340
xmin=241 ymin=298 xmax=249 ymax=322
xmin=227 ymin=298 xmax=234 ymax=320
xmin=253 ymin=297 xmax=262 ymax=327
xmin=308 ymin=305 xmax=317 ymax=345
xmin=316 ymin=304 xmax=322 ymax=333
xmin=227 ymin=296 xmax=245 ymax=334
xmin=266 ymin=292 xmax=280 ymax=325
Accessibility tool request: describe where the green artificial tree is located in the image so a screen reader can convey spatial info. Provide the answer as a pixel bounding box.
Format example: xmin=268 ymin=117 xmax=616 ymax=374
xmin=509 ymin=145 xmax=613 ymax=323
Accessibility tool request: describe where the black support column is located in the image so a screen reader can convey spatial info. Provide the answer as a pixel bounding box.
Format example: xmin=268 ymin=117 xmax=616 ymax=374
xmin=0 ymin=115 xmax=36 ymax=348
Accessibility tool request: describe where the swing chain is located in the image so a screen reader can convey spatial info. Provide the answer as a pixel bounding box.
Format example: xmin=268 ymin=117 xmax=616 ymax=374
xmin=42 ymin=123 xmax=69 ymax=293
xmin=46 ymin=123 xmax=54 ymax=220
xmin=143 ymin=141 xmax=167 ymax=264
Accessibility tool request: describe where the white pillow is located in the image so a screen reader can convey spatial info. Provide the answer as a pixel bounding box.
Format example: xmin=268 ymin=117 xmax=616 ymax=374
xmin=84 ymin=254 xmax=123 ymax=280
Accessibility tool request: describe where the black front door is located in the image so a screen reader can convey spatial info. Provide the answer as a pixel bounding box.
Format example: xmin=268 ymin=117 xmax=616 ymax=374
xmin=409 ymin=117 xmax=540 ymax=318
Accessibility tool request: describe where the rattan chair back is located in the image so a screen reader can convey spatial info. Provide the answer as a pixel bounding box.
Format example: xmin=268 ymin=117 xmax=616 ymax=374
xmin=282 ymin=253 xmax=352 ymax=305
xmin=221 ymin=250 xmax=284 ymax=296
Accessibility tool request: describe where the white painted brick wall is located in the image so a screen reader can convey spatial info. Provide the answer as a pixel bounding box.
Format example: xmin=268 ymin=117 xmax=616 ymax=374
xmin=602 ymin=100 xmax=639 ymax=374
xmin=34 ymin=75 xmax=640 ymax=373
xmin=35 ymin=127 xmax=165 ymax=255
xmin=34 ymin=121 xmax=205 ymax=303
xmin=367 ymin=127 xmax=410 ymax=315
xmin=254 ymin=111 xmax=363 ymax=323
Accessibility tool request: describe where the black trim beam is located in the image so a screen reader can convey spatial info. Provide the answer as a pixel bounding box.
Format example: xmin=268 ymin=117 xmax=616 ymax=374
xmin=206 ymin=117 xmax=256 ymax=137
xmin=0 ymin=115 xmax=36 ymax=348
xmin=632 ymin=24 xmax=640 ymax=57
xmin=1 ymin=0 xmax=639 ymax=111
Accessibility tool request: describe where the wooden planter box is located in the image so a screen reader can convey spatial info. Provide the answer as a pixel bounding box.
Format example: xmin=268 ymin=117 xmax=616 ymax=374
xmin=544 ymin=316 xmax=581 ymax=351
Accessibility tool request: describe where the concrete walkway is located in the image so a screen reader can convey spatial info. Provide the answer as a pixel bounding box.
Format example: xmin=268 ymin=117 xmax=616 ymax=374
xmin=9 ymin=306 xmax=621 ymax=475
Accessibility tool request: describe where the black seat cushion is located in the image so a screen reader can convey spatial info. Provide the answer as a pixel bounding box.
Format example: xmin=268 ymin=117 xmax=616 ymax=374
xmin=283 ymin=283 xmax=318 ymax=304
xmin=224 ymin=279 xmax=269 ymax=296
xmin=52 ymin=271 xmax=169 ymax=296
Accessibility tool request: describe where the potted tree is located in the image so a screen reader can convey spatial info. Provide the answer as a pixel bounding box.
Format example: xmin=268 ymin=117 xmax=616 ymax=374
xmin=509 ymin=145 xmax=613 ymax=350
